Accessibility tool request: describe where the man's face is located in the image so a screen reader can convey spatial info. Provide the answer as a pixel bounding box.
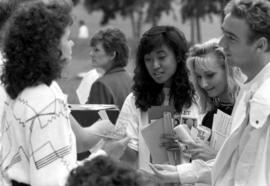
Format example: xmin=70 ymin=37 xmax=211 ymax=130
xmin=219 ymin=13 xmax=257 ymax=71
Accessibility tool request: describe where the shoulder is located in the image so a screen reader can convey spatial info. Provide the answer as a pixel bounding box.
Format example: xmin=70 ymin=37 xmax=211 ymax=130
xmin=94 ymin=70 xmax=132 ymax=90
xmin=249 ymin=78 xmax=270 ymax=128
xmin=253 ymin=78 xmax=270 ymax=104
xmin=121 ymin=92 xmax=136 ymax=107
xmin=91 ymin=79 xmax=111 ymax=95
xmin=125 ymin=92 xmax=136 ymax=103
xmin=101 ymin=70 xmax=131 ymax=82
xmin=120 ymin=93 xmax=139 ymax=112
xmin=18 ymin=81 xmax=66 ymax=110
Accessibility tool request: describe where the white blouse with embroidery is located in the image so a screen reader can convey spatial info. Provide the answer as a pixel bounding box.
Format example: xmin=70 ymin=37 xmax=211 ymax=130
xmin=0 ymin=81 xmax=77 ymax=186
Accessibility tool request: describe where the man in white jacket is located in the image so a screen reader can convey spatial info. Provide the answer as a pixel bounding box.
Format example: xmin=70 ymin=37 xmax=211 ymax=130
xmin=149 ymin=1 xmax=270 ymax=185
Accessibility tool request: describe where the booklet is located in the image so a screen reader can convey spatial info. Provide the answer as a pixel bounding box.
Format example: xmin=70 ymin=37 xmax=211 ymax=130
xmin=210 ymin=109 xmax=232 ymax=151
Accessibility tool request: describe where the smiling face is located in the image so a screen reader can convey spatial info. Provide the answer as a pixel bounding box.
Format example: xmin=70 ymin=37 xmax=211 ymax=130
xmin=194 ymin=53 xmax=227 ymax=98
xmin=144 ymin=44 xmax=177 ymax=87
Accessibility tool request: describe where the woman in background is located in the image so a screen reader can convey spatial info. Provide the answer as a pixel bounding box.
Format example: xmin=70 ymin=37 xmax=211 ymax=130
xmin=86 ymin=27 xmax=132 ymax=109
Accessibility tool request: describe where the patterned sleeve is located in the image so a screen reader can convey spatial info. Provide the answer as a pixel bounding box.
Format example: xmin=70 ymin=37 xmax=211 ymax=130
xmin=22 ymin=97 xmax=77 ymax=186
xmin=86 ymin=80 xmax=114 ymax=105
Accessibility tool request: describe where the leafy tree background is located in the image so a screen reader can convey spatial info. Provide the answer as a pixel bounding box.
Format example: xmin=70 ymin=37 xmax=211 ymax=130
xmin=81 ymin=0 xmax=230 ymax=44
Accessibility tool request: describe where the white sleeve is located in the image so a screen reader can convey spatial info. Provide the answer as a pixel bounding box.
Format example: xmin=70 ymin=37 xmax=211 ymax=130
xmin=115 ymin=93 xmax=140 ymax=151
xmin=176 ymin=159 xmax=213 ymax=184
xmin=24 ymin=98 xmax=77 ymax=186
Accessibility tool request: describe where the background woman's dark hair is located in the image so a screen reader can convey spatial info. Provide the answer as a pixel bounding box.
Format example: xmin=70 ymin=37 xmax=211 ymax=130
xmin=90 ymin=27 xmax=129 ymax=68
xmin=133 ymin=25 xmax=195 ymax=112
xmin=66 ymin=156 xmax=147 ymax=186
xmin=1 ymin=0 xmax=73 ymax=99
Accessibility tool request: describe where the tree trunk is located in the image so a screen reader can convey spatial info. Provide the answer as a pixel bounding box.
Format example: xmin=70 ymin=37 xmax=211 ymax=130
xmin=136 ymin=7 xmax=144 ymax=39
xmin=196 ymin=16 xmax=201 ymax=43
xmin=190 ymin=17 xmax=195 ymax=45
xmin=129 ymin=12 xmax=136 ymax=39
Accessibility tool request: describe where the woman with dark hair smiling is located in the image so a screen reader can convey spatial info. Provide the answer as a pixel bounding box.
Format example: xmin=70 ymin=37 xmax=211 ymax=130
xmin=115 ymin=26 xmax=200 ymax=183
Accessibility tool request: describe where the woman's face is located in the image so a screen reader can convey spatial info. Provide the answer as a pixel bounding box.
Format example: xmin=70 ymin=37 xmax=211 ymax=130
xmin=144 ymin=44 xmax=177 ymax=86
xmin=89 ymin=42 xmax=113 ymax=70
xmin=59 ymin=26 xmax=74 ymax=62
xmin=194 ymin=53 xmax=227 ymax=98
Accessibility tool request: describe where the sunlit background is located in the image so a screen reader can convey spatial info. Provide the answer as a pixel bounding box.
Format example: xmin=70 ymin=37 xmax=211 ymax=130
xmin=14 ymin=0 xmax=229 ymax=104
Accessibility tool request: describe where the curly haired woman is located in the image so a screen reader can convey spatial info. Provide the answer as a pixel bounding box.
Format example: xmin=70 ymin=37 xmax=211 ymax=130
xmin=0 ymin=1 xmax=129 ymax=186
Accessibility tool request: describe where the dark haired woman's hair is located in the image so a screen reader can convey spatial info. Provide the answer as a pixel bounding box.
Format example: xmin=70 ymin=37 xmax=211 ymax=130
xmin=90 ymin=27 xmax=129 ymax=69
xmin=1 ymin=0 xmax=73 ymax=99
xmin=133 ymin=25 xmax=195 ymax=112
xmin=66 ymin=156 xmax=147 ymax=186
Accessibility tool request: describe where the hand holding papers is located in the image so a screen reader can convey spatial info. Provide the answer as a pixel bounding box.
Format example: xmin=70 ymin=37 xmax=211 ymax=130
xmin=190 ymin=125 xmax=211 ymax=143
xmin=141 ymin=117 xmax=169 ymax=164
xmin=141 ymin=109 xmax=180 ymax=165
xmin=101 ymin=136 xmax=130 ymax=160
xmin=173 ymin=124 xmax=196 ymax=145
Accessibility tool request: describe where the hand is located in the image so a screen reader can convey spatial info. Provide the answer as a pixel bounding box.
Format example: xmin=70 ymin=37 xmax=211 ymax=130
xmin=147 ymin=164 xmax=180 ymax=183
xmin=160 ymin=133 xmax=180 ymax=151
xmin=101 ymin=136 xmax=130 ymax=160
xmin=183 ymin=141 xmax=216 ymax=161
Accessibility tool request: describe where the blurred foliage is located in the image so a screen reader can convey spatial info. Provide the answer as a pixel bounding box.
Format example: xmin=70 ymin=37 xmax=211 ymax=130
xmin=82 ymin=0 xmax=232 ymax=42
xmin=83 ymin=0 xmax=174 ymax=38
xmin=72 ymin=0 xmax=80 ymax=6
xmin=84 ymin=0 xmax=174 ymax=25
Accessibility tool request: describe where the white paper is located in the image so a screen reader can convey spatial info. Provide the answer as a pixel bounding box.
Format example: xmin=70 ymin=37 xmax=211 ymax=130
xmin=210 ymin=109 xmax=232 ymax=151
xmin=87 ymin=120 xmax=122 ymax=140
xmin=69 ymin=104 xmax=119 ymax=111
xmin=163 ymin=112 xmax=176 ymax=165
xmin=141 ymin=118 xmax=169 ymax=164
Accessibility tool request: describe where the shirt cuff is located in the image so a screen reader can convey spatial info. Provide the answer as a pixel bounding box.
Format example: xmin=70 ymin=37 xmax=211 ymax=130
xmin=176 ymin=163 xmax=198 ymax=184
xmin=128 ymin=139 xmax=138 ymax=152
xmin=88 ymin=149 xmax=107 ymax=160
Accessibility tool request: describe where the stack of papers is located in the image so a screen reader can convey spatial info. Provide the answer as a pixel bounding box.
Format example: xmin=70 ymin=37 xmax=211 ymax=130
xmin=210 ymin=109 xmax=232 ymax=151
xmin=141 ymin=111 xmax=178 ymax=165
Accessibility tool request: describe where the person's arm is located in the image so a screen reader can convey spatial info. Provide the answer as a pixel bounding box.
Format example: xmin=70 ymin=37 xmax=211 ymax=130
xmin=114 ymin=94 xmax=139 ymax=167
xmin=25 ymin=98 xmax=77 ymax=186
xmin=120 ymin=146 xmax=138 ymax=167
xmin=86 ymin=80 xmax=114 ymax=104
xmin=148 ymin=159 xmax=213 ymax=184
xmin=70 ymin=114 xmax=112 ymax=153
xmin=176 ymin=159 xmax=213 ymax=184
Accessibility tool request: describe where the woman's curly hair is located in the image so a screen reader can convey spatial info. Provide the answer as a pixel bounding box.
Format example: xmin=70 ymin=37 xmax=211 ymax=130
xmin=1 ymin=0 xmax=73 ymax=99
xmin=66 ymin=156 xmax=147 ymax=186
xmin=133 ymin=25 xmax=195 ymax=113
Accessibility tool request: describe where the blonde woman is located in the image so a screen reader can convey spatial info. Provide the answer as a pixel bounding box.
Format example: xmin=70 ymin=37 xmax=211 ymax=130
xmin=149 ymin=39 xmax=244 ymax=184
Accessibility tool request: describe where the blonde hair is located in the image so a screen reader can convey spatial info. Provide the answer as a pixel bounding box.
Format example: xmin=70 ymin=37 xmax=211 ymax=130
xmin=187 ymin=39 xmax=244 ymax=114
